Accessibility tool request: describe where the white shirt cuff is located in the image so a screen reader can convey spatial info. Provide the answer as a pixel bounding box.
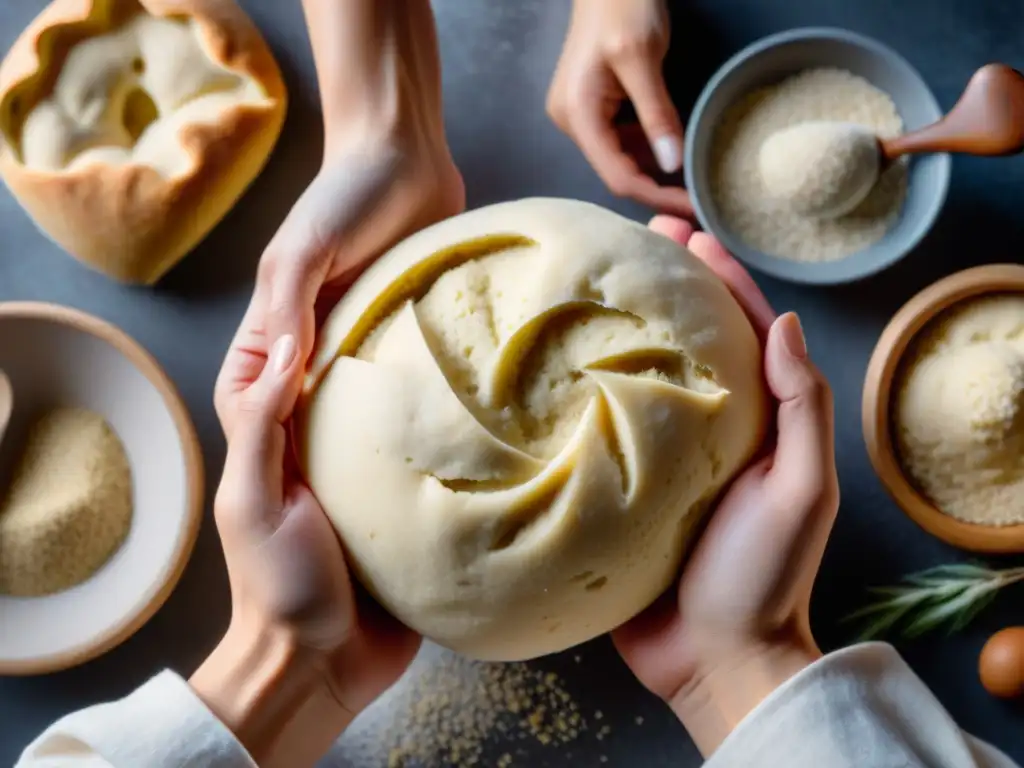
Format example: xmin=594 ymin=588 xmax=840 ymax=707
xmin=17 ymin=670 xmax=256 ymax=768
xmin=707 ymin=642 xmax=1017 ymax=768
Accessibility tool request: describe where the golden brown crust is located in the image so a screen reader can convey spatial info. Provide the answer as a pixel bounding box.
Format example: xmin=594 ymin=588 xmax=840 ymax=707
xmin=0 ymin=0 xmax=287 ymax=284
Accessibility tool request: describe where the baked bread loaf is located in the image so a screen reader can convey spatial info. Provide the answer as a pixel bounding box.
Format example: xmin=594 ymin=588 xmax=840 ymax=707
xmin=298 ymin=198 xmax=769 ymax=661
xmin=0 ymin=0 xmax=287 ymax=284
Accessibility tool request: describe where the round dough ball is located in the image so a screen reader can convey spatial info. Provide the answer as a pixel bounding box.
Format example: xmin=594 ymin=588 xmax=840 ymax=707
xmin=895 ymin=294 xmax=1024 ymax=525
xmin=298 ymin=198 xmax=768 ymax=661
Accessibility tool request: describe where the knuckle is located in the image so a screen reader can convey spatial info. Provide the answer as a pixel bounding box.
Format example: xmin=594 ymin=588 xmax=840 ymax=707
xmin=213 ymin=484 xmax=241 ymax=530
xmin=797 ymin=478 xmax=830 ymax=509
xmin=643 ymin=105 xmax=681 ymax=135
xmin=255 ymin=252 xmax=278 ymax=288
xmin=803 ymin=371 xmax=834 ymax=413
xmin=213 ymin=387 xmax=230 ymax=430
xmin=790 ymin=368 xmax=832 ymax=416
xmin=603 ymin=33 xmax=652 ymax=63
xmin=213 ymin=472 xmax=264 ymax=534
xmin=545 ymin=92 xmax=566 ymax=126
xmin=784 ymin=462 xmax=840 ymax=512
xmin=776 ymin=478 xmax=827 ymax=515
xmin=261 ymin=255 xmax=320 ymax=313
xmin=606 ymin=175 xmax=634 ymax=198
xmin=822 ymin=475 xmax=841 ymax=510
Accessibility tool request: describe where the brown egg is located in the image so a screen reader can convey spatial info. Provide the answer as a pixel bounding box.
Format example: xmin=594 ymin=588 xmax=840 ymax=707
xmin=979 ymin=627 xmax=1024 ymax=699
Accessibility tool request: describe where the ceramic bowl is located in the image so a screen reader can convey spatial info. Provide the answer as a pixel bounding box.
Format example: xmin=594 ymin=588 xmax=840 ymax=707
xmin=0 ymin=303 xmax=203 ymax=675
xmin=862 ymin=265 xmax=1024 ymax=553
xmin=684 ymin=27 xmax=951 ymax=285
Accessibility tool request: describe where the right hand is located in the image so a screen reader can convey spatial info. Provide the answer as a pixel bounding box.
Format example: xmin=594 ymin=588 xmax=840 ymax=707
xmin=614 ymin=217 xmax=839 ymax=755
xmin=546 ymin=0 xmax=691 ymax=215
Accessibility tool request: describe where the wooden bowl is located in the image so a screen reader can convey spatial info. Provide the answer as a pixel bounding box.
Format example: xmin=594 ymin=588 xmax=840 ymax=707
xmin=863 ymin=264 xmax=1024 ymax=553
xmin=0 ymin=303 xmax=204 ymax=675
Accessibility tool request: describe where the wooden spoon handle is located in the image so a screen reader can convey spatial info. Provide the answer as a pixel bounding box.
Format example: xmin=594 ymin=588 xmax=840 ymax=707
xmin=881 ymin=64 xmax=1024 ymax=160
xmin=0 ymin=371 xmax=11 ymax=449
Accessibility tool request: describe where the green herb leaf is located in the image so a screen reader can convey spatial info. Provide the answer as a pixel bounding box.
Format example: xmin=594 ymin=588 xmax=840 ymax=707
xmin=902 ymin=583 xmax=989 ymax=638
xmin=843 ymin=563 xmax=1024 ymax=641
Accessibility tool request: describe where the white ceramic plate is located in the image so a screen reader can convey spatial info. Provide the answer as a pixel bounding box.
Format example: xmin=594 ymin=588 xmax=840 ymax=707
xmin=0 ymin=302 xmax=203 ymax=675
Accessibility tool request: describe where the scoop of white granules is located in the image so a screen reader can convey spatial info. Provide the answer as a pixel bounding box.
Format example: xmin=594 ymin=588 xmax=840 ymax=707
xmin=710 ymin=67 xmax=907 ymax=263
xmin=895 ymin=294 xmax=1024 ymax=526
xmin=0 ymin=407 xmax=133 ymax=596
xmin=758 ymin=120 xmax=882 ymax=219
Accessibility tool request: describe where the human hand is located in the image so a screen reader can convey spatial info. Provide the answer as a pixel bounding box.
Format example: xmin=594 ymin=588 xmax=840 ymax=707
xmin=613 ymin=217 xmax=839 ymax=755
xmin=546 ymin=0 xmax=691 ymax=216
xmin=193 ymin=336 xmax=420 ymax=768
xmin=214 ymin=0 xmax=464 ymax=437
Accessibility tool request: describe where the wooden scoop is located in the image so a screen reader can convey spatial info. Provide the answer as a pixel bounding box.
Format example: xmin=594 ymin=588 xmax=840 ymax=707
xmin=761 ymin=63 xmax=1024 ymax=219
xmin=0 ymin=370 xmax=11 ymax=448
xmin=881 ymin=63 xmax=1024 ymax=161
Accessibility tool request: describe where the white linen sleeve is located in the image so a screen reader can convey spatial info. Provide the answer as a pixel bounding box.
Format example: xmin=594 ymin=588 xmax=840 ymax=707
xmin=706 ymin=642 xmax=1019 ymax=768
xmin=15 ymin=670 xmax=257 ymax=768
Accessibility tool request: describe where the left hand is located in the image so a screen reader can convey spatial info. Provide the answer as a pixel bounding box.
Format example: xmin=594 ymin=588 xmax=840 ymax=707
xmin=214 ymin=0 xmax=464 ymax=440
xmin=547 ymin=0 xmax=691 ymax=215
xmin=213 ymin=143 xmax=464 ymax=440
xmin=192 ymin=335 xmax=420 ymax=767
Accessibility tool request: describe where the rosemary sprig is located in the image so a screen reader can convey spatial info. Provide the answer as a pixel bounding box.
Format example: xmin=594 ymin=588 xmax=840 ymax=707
xmin=843 ymin=563 xmax=1024 ymax=641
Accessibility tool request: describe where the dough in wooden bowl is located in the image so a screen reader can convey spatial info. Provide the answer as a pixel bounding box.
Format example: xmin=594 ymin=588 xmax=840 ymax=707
xmin=0 ymin=0 xmax=287 ymax=284
xmin=298 ymin=198 xmax=769 ymax=661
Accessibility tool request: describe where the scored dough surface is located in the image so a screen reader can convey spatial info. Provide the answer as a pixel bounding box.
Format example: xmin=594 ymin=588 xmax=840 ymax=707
xmin=300 ymin=198 xmax=768 ymax=661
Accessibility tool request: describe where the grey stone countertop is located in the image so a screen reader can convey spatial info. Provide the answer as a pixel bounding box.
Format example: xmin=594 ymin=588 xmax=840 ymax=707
xmin=1 ymin=0 xmax=1023 ymax=766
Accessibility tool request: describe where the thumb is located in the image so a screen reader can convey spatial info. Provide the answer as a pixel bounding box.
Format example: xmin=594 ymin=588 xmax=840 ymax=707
xmin=265 ymin=257 xmax=328 ymax=379
xmin=615 ymin=53 xmax=683 ymax=174
xmin=763 ymin=314 xmax=837 ymax=508
xmin=218 ymin=335 xmax=301 ymax=527
xmin=263 ymin=151 xmax=404 ymax=361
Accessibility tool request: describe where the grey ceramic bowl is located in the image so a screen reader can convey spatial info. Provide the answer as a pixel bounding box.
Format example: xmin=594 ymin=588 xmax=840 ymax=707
xmin=684 ymin=27 xmax=951 ymax=285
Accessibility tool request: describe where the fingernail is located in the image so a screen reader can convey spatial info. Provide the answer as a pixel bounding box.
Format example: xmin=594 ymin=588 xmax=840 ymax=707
xmin=780 ymin=313 xmax=807 ymax=359
xmin=271 ymin=334 xmax=297 ymax=375
xmin=653 ymin=135 xmax=683 ymax=174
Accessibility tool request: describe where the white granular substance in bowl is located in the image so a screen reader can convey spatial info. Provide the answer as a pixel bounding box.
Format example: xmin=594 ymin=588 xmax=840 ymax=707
xmin=0 ymin=407 xmax=133 ymax=597
xmin=894 ymin=294 xmax=1024 ymax=526
xmin=709 ymin=68 xmax=909 ymax=263
xmin=333 ymin=643 xmax=610 ymax=766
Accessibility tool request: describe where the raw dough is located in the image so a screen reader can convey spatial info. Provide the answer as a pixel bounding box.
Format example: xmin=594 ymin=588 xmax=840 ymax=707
xmin=896 ymin=294 xmax=1024 ymax=526
xmin=299 ymin=198 xmax=768 ymax=661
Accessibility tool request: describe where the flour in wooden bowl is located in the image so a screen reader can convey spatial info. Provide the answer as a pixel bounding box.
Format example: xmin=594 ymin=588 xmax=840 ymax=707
xmin=0 ymin=407 xmax=133 ymax=597
xmin=709 ymin=68 xmax=908 ymax=263
xmin=894 ymin=294 xmax=1024 ymax=526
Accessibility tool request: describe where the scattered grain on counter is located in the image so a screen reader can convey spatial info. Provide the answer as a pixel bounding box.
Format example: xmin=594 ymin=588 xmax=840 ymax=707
xmin=709 ymin=67 xmax=908 ymax=263
xmin=336 ymin=643 xmax=591 ymax=766
xmin=894 ymin=294 xmax=1024 ymax=525
xmin=0 ymin=407 xmax=132 ymax=596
